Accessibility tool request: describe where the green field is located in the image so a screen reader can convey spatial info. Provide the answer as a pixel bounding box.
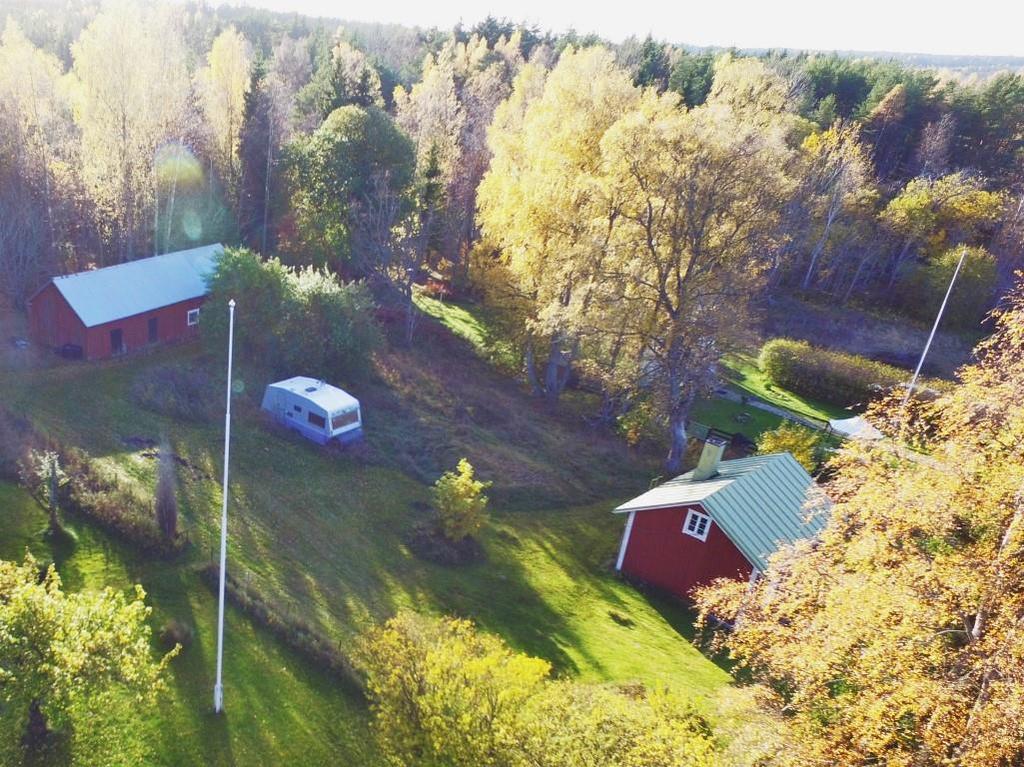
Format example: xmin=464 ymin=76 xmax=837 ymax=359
xmin=0 ymin=321 xmax=736 ymax=764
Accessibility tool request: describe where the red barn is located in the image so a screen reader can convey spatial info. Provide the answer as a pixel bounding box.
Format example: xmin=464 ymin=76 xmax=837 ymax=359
xmin=614 ymin=435 xmax=828 ymax=600
xmin=27 ymin=244 xmax=222 ymax=361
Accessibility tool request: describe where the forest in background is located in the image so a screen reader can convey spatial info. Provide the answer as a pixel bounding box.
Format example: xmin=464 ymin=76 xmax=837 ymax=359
xmin=0 ymin=0 xmax=1022 ymax=469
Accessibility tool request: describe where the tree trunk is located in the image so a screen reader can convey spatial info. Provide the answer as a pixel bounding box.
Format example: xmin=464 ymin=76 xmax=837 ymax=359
xmin=24 ymin=699 xmax=48 ymax=749
xmin=543 ymin=336 xmax=570 ymax=404
xmin=664 ymin=388 xmax=696 ymax=476
xmin=524 ymin=342 xmax=543 ymax=397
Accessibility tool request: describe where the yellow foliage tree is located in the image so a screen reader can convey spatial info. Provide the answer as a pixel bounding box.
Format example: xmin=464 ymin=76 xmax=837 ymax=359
xmin=199 ymin=26 xmax=252 ymax=200
xmin=697 ymin=282 xmax=1024 ymax=766
xmin=432 ymin=458 xmax=491 ymax=541
xmin=756 ymin=423 xmax=823 ymax=471
xmin=359 ymin=612 xmax=719 ymax=767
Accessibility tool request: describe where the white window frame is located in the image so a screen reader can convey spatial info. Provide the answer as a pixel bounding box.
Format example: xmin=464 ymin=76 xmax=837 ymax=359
xmin=682 ymin=509 xmax=711 ymax=542
xmin=187 ymin=308 xmax=200 ymax=326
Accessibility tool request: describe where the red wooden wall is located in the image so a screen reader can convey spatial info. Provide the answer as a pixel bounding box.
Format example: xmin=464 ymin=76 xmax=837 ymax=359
xmin=29 ymin=285 xmax=204 ymax=361
xmin=620 ymin=504 xmax=753 ymax=601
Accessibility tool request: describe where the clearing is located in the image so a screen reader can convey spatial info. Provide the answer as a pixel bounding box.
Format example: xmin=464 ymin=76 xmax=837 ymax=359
xmin=0 ymin=306 xmax=736 ymax=765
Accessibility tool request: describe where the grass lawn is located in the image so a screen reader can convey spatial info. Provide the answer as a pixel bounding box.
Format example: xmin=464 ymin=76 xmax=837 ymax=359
xmin=721 ymin=352 xmax=853 ymax=424
xmin=0 ymin=316 xmax=738 ymax=763
xmin=413 ymin=291 xmax=518 ymax=371
xmin=690 ymin=397 xmax=786 ymax=443
xmin=0 ymin=482 xmax=377 ymax=767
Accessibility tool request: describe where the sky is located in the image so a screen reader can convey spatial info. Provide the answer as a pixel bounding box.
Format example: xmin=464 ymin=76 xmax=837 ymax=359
xmin=238 ymin=0 xmax=1024 ymax=57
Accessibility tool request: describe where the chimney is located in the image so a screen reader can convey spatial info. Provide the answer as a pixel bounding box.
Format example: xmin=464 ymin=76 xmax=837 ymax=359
xmin=692 ymin=433 xmax=728 ymax=481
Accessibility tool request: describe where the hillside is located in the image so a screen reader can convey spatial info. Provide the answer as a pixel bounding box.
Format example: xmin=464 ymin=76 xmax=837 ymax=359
xmin=0 ymin=312 xmax=737 ymax=764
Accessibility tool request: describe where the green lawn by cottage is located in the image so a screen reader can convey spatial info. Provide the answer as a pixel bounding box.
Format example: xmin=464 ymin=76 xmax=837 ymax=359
xmin=0 ymin=313 xmax=736 ymax=765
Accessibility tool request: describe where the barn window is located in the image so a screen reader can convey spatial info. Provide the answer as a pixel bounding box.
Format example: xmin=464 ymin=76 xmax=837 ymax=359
xmin=187 ymin=308 xmax=200 ymax=326
xmin=307 ymin=412 xmax=326 ymax=429
xmin=682 ymin=510 xmax=711 ymax=542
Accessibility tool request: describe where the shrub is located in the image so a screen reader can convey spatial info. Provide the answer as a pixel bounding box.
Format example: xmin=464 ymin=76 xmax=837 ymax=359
xmin=131 ymin=364 xmax=218 ymax=422
xmin=432 ymin=459 xmax=491 ymax=542
xmin=203 ymin=247 xmax=381 ymax=381
xmin=756 ymin=423 xmax=824 ymax=472
xmin=759 ymin=338 xmax=943 ymax=408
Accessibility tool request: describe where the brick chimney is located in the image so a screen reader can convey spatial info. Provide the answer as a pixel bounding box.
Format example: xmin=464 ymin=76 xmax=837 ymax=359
xmin=692 ymin=433 xmax=728 ymax=481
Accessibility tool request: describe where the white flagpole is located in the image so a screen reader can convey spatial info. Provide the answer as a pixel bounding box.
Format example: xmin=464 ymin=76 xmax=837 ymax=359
xmin=214 ymin=299 xmax=235 ymax=713
xmin=901 ymin=248 xmax=967 ymax=409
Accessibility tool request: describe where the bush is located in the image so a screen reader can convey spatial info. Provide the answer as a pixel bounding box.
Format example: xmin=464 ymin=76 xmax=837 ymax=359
xmin=203 ymin=247 xmax=381 ymax=381
xmin=131 ymin=365 xmax=219 ymax=422
xmin=432 ymin=459 xmax=491 ymax=542
xmin=759 ymin=338 xmax=943 ymax=408
xmin=756 ymin=423 xmax=824 ymax=471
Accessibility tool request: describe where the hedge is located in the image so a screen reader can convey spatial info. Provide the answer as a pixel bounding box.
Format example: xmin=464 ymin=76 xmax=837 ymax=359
xmin=758 ymin=338 xmax=943 ymax=409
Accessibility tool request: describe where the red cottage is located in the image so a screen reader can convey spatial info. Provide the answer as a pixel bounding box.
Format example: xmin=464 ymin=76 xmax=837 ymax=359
xmin=614 ymin=435 xmax=828 ymax=600
xmin=28 ymin=244 xmax=223 ymax=361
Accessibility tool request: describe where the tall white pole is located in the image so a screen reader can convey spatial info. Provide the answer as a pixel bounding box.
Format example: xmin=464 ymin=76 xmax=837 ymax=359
xmin=214 ymin=299 xmax=235 ymax=713
xmin=901 ymin=247 xmax=967 ymax=409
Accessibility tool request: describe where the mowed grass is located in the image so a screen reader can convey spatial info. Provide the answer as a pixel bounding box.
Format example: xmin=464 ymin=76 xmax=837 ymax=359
xmin=0 ymin=482 xmax=377 ymax=767
xmin=0 ymin=317 xmax=738 ymax=763
xmin=721 ymin=352 xmax=854 ymax=424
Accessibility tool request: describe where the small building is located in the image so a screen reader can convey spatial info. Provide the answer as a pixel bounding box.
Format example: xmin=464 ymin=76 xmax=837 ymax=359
xmin=27 ymin=244 xmax=223 ymax=361
xmin=614 ymin=435 xmax=828 ymax=600
xmin=261 ymin=377 xmax=363 ymax=445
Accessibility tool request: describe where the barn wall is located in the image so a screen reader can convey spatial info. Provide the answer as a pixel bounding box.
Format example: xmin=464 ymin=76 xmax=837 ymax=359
xmin=27 ymin=284 xmax=87 ymax=350
xmin=620 ymin=504 xmax=752 ymax=600
xmin=84 ymin=296 xmax=205 ymax=360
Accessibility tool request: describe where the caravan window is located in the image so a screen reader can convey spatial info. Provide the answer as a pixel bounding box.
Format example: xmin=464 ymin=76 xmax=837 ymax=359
xmin=307 ymin=412 xmax=326 ymax=428
xmin=331 ymin=410 xmax=359 ymax=430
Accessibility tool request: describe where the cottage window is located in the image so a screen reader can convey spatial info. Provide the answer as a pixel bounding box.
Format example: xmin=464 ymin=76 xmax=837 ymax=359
xmin=187 ymin=308 xmax=200 ymax=326
xmin=307 ymin=412 xmax=326 ymax=429
xmin=683 ymin=510 xmax=711 ymax=542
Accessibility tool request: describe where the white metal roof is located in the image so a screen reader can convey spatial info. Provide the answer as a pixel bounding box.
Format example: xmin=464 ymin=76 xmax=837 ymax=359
xmin=50 ymin=244 xmax=223 ymax=327
xmin=828 ymin=415 xmax=883 ymax=441
xmin=615 ymin=453 xmax=829 ymax=571
xmin=267 ymin=377 xmax=360 ymax=413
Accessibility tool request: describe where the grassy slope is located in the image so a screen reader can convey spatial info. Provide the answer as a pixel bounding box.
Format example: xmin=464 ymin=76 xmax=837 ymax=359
xmin=0 ymin=313 xmax=735 ymax=763
xmin=0 ymin=482 xmax=376 ymax=766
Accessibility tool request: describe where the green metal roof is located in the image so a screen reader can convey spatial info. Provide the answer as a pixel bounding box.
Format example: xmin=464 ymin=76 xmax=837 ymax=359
xmin=614 ymin=453 xmax=829 ymax=572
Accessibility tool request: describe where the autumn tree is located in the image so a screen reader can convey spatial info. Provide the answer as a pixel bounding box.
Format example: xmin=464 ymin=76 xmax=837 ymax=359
xmin=697 ymin=282 xmax=1024 ymax=765
xmin=0 ymin=555 xmax=176 ymax=757
xmin=198 ymin=26 xmax=252 ymax=204
xmin=477 ymin=47 xmax=640 ymax=402
xmin=0 ymin=20 xmax=75 ymax=303
xmin=358 ymin=612 xmax=718 ymax=767
xmin=880 ymin=171 xmax=1006 ymax=286
xmin=756 ymin=423 xmax=823 ymax=472
xmin=70 ymin=1 xmax=192 ymax=263
xmin=594 ymin=58 xmax=794 ymax=473
xmin=432 ymin=458 xmax=491 ymax=542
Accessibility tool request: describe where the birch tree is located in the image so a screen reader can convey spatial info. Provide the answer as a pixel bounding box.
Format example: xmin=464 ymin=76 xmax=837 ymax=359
xmin=70 ymin=1 xmax=191 ymax=263
xmin=477 ymin=47 xmax=640 ymax=402
xmin=198 ymin=26 xmax=252 ymax=205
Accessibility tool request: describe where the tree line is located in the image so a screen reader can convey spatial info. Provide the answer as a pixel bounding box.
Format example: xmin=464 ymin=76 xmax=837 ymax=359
xmin=1 ymin=2 xmax=1022 ymax=470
